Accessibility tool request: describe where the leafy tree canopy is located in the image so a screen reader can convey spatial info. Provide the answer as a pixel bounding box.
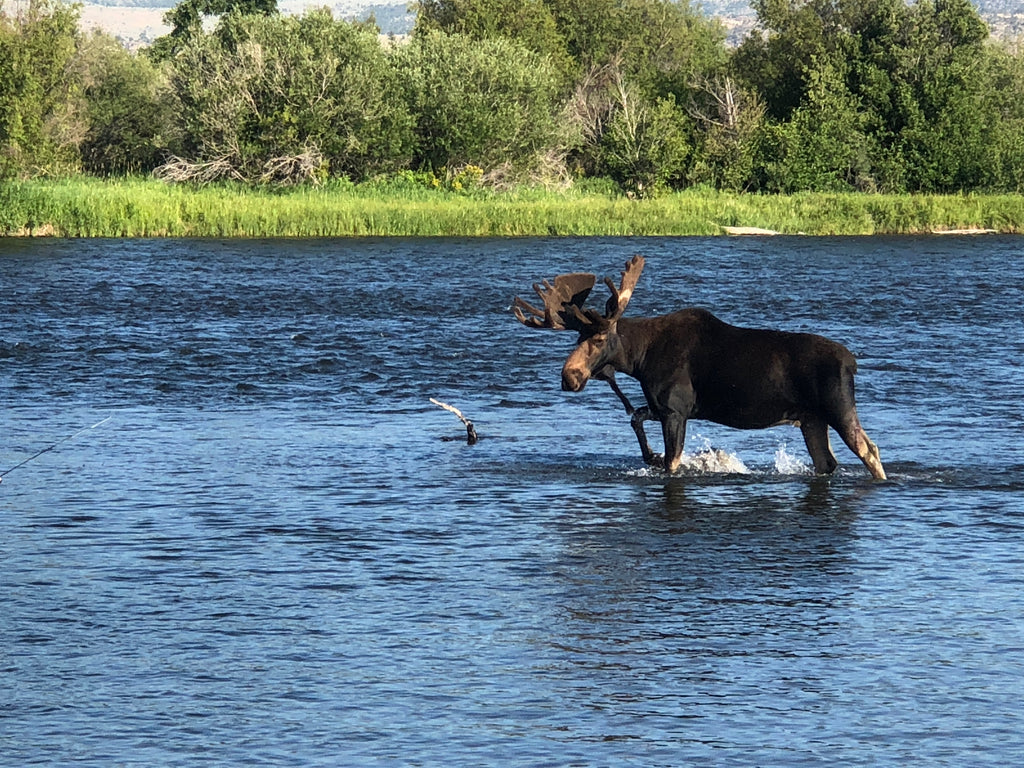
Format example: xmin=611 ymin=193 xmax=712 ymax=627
xmin=0 ymin=0 xmax=83 ymax=177
xmin=394 ymin=30 xmax=563 ymax=173
xmin=166 ymin=9 xmax=412 ymax=183
xmin=415 ymin=0 xmax=570 ymax=77
xmin=150 ymin=0 xmax=277 ymax=60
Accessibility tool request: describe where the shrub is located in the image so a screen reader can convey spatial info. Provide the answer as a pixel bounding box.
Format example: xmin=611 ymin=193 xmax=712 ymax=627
xmin=165 ymin=10 xmax=413 ymax=184
xmin=393 ymin=31 xmax=563 ymax=174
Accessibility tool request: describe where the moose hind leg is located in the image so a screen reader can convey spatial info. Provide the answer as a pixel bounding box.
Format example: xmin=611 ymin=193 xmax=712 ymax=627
xmin=800 ymin=419 xmax=839 ymax=475
xmin=835 ymin=418 xmax=887 ymax=480
xmin=826 ymin=365 xmax=887 ymax=480
xmin=661 ymin=413 xmax=688 ymax=473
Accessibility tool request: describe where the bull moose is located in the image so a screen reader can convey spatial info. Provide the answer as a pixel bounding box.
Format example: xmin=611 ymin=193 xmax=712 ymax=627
xmin=512 ymin=255 xmax=887 ymax=479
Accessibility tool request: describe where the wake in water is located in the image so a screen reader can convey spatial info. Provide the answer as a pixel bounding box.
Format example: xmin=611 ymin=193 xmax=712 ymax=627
xmin=628 ymin=439 xmax=814 ymax=477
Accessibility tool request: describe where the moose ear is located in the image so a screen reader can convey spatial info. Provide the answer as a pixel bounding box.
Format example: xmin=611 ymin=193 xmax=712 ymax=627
xmin=564 ymin=305 xmax=609 ymax=334
xmin=603 ymin=292 xmax=617 ymax=319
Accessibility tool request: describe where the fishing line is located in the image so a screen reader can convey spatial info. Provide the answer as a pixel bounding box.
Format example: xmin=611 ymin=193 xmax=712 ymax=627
xmin=0 ymin=416 xmax=111 ymax=483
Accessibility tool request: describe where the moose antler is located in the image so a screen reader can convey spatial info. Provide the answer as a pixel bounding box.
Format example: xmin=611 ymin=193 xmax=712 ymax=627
xmin=602 ymin=255 xmax=644 ymax=320
xmin=512 ymin=272 xmax=596 ymax=330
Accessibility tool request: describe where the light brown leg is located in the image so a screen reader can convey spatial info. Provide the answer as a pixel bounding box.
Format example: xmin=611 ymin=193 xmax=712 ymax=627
xmin=827 ymin=366 xmax=887 ymax=480
xmin=842 ymin=425 xmax=887 ymax=480
xmin=832 ymin=414 xmax=887 ymax=480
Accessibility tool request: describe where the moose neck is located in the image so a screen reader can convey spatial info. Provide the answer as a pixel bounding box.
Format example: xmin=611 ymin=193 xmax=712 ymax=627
xmin=607 ymin=318 xmax=651 ymax=378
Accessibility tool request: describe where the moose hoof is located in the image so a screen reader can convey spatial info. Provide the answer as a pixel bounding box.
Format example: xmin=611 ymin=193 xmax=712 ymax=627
xmin=645 ymin=453 xmax=665 ymax=469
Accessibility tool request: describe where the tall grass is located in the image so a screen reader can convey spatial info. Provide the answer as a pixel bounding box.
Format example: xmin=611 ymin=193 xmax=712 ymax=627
xmin=2 ymin=177 xmax=1023 ymax=237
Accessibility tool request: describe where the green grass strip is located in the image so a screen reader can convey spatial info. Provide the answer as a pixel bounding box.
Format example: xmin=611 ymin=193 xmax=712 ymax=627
xmin=2 ymin=177 xmax=1023 ymax=237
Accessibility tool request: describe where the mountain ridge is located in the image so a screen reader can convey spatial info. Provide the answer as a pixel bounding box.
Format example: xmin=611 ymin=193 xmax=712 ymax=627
xmin=74 ymin=0 xmax=1023 ymax=48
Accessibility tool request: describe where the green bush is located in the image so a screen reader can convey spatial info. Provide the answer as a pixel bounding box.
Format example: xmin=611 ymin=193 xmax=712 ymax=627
xmin=0 ymin=0 xmax=82 ymax=177
xmin=599 ymin=94 xmax=689 ymax=197
xmin=76 ymin=32 xmax=172 ymax=175
xmin=167 ymin=10 xmax=413 ymax=183
xmin=393 ymin=31 xmax=563 ymax=174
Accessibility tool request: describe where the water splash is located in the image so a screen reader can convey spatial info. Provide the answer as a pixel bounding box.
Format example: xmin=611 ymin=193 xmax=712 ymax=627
xmin=773 ymin=442 xmax=812 ymax=475
xmin=625 ymin=448 xmax=750 ymax=477
xmin=628 ymin=434 xmax=752 ymax=475
xmin=681 ymin=447 xmax=750 ymax=474
xmin=683 ymin=435 xmax=750 ymax=474
xmin=626 ymin=438 xmax=809 ymax=477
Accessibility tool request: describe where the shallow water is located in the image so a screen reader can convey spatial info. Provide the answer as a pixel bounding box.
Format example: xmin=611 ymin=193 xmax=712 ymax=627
xmin=2 ymin=236 xmax=1023 ymax=765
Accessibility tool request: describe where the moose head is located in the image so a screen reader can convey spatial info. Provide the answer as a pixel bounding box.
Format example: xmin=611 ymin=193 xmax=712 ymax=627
xmin=512 ymin=255 xmax=645 ymax=393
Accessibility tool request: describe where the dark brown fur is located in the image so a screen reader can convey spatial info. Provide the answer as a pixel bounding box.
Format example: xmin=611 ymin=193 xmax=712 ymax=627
xmin=564 ymin=308 xmax=885 ymax=477
xmin=515 ymin=256 xmax=886 ymax=478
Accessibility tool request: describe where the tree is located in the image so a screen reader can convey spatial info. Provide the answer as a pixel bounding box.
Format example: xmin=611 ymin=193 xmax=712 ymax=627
xmin=734 ymin=0 xmax=1012 ymax=192
xmin=686 ymin=75 xmax=765 ymax=191
xmin=732 ymin=0 xmax=833 ymax=121
xmin=0 ymin=0 xmax=83 ymax=177
xmin=758 ymin=57 xmax=873 ymax=192
xmin=565 ymin=58 xmax=689 ymax=194
xmin=984 ymin=44 xmax=1024 ymax=191
xmin=414 ymin=0 xmax=572 ymax=80
xmin=76 ymin=32 xmax=172 ymax=175
xmin=852 ymin=0 xmax=998 ymax=191
xmin=415 ymin=0 xmax=728 ymax=100
xmin=165 ymin=10 xmax=413 ymax=183
xmin=892 ymin=0 xmax=996 ymax=190
xmin=599 ymin=88 xmax=689 ymax=197
xmin=614 ymin=0 xmax=728 ymax=99
xmin=393 ymin=31 xmax=563 ymax=174
xmin=150 ymin=0 xmax=277 ymax=61
xmin=543 ymin=0 xmax=727 ymax=94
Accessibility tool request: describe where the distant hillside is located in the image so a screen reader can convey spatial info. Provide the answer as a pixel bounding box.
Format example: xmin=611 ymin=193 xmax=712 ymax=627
xmin=698 ymin=0 xmax=1024 ymax=43
xmin=77 ymin=0 xmax=417 ymax=46
xmin=76 ymin=0 xmax=1023 ymax=48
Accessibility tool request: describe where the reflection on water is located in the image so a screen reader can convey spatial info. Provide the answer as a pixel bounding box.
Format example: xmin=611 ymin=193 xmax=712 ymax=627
xmin=2 ymin=237 xmax=1024 ymax=766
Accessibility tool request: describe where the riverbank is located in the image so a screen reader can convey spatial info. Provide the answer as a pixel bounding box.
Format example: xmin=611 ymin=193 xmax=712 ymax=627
xmin=2 ymin=177 xmax=1022 ymax=237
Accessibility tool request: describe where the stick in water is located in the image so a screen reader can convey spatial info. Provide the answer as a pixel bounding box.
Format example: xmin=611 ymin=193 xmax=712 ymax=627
xmin=430 ymin=399 xmax=478 ymax=445
xmin=0 ymin=416 xmax=111 ymax=483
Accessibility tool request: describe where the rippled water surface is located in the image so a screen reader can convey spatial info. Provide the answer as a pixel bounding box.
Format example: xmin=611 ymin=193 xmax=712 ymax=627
xmin=2 ymin=237 xmax=1024 ymax=766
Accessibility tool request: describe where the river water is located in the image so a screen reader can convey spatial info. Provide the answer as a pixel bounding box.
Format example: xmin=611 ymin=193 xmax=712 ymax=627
xmin=2 ymin=236 xmax=1023 ymax=766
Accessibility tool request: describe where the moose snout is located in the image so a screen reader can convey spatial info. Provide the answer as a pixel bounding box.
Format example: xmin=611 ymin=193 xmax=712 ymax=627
xmin=561 ymin=367 xmax=588 ymax=392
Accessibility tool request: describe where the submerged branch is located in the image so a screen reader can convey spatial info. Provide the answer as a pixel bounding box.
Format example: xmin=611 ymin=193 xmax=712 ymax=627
xmin=430 ymin=398 xmax=478 ymax=445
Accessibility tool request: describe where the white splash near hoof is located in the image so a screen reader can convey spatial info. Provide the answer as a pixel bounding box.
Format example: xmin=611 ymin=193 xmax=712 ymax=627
xmin=682 ymin=448 xmax=750 ymax=474
xmin=773 ymin=443 xmax=812 ymax=475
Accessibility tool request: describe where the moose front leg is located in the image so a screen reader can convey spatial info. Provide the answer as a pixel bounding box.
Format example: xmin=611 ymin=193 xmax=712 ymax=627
xmin=626 ymin=406 xmax=660 ymax=467
xmin=597 ymin=367 xmax=661 ymax=466
xmin=596 ymin=366 xmax=632 ymax=414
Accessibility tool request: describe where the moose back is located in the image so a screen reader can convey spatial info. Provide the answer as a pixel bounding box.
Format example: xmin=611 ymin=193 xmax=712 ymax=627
xmin=513 ymin=255 xmax=886 ymax=479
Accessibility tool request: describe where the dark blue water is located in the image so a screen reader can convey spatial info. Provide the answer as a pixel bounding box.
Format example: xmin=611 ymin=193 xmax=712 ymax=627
xmin=2 ymin=236 xmax=1023 ymax=766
